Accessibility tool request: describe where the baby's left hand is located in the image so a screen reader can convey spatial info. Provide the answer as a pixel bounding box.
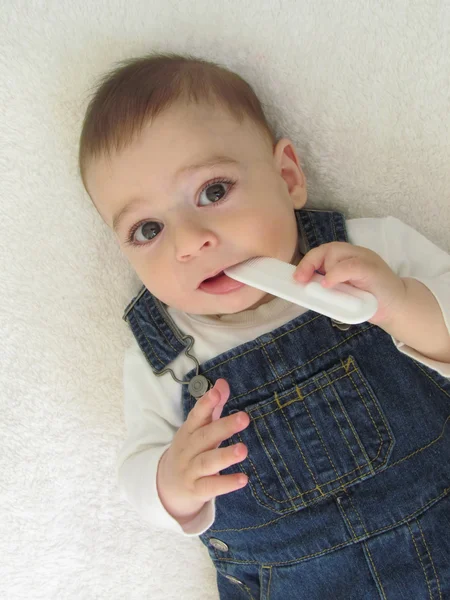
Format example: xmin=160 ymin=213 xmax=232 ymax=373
xmin=293 ymin=242 xmax=407 ymax=325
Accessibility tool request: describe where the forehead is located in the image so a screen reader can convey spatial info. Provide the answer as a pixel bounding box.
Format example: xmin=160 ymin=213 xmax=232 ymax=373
xmin=93 ymin=102 xmax=268 ymax=171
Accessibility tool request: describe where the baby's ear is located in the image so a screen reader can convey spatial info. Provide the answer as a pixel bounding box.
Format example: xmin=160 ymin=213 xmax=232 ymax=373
xmin=274 ymin=138 xmax=307 ymax=208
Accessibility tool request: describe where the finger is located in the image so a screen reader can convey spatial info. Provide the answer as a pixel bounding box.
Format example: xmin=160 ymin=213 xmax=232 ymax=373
xmin=211 ymin=379 xmax=231 ymax=422
xmin=191 ymin=411 xmax=250 ymax=456
xmin=293 ymin=245 xmax=328 ymax=282
xmin=322 ymin=257 xmax=373 ymax=288
xmin=294 ymin=243 xmax=360 ymax=283
xmin=193 ymin=443 xmax=248 ymax=477
xmin=194 ymin=472 xmax=248 ymax=501
xmin=185 ymin=379 xmax=230 ymax=434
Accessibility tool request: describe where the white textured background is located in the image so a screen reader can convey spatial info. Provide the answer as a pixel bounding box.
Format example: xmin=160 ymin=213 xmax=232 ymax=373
xmin=1 ymin=1 xmax=449 ymax=599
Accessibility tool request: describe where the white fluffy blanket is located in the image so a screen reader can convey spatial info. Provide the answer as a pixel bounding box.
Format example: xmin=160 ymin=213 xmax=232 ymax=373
xmin=1 ymin=1 xmax=449 ymax=598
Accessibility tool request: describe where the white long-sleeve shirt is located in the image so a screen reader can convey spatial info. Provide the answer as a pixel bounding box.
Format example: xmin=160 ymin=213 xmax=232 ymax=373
xmin=116 ymin=217 xmax=450 ymax=536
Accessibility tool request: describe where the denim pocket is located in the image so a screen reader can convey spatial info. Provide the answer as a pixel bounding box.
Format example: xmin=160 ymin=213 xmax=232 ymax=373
xmin=231 ymin=355 xmax=395 ymax=514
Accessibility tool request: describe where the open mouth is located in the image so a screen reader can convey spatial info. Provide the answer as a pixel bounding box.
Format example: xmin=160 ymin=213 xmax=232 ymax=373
xmin=203 ymin=271 xmax=225 ymax=282
xmin=199 ymin=267 xmax=245 ymax=294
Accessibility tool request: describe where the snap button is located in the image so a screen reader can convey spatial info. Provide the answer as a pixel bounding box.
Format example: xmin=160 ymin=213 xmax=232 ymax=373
xmin=330 ymin=319 xmax=352 ymax=331
xmin=188 ymin=375 xmax=212 ymax=398
xmin=225 ymin=575 xmax=243 ymax=585
xmin=209 ymin=538 xmax=229 ymax=552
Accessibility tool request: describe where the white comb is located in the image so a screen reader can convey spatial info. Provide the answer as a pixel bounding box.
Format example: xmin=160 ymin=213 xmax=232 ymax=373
xmin=224 ymin=257 xmax=378 ymax=324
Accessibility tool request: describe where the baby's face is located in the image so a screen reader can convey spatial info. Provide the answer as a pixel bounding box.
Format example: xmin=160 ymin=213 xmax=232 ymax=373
xmin=86 ymin=102 xmax=307 ymax=315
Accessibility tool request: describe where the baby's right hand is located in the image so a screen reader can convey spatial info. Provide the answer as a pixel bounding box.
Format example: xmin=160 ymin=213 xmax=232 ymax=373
xmin=156 ymin=379 xmax=250 ymax=527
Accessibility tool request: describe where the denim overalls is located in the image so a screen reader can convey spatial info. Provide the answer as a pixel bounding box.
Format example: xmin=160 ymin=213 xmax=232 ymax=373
xmin=123 ymin=209 xmax=450 ymax=599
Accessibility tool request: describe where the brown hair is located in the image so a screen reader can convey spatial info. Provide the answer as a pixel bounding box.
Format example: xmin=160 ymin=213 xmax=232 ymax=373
xmin=78 ymin=52 xmax=276 ymax=190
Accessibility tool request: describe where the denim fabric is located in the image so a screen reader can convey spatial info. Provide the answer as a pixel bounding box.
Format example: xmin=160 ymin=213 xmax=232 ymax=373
xmin=123 ymin=209 xmax=450 ymax=599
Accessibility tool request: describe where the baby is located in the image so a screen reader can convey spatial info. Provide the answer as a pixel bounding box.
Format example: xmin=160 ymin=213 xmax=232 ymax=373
xmin=79 ymin=53 xmax=450 ymax=599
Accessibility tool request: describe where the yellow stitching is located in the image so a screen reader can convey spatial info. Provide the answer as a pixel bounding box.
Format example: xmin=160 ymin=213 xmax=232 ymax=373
xmin=211 ymin=489 xmax=450 ymax=564
xmin=236 ymin=377 xmax=393 ymax=504
xmin=241 ymin=360 xmax=388 ymax=488
xmin=234 ymin=368 xmax=447 ymax=508
xmin=236 ymin=432 xmax=291 ymax=506
xmin=324 ymin=370 xmax=380 ymax=473
xmin=417 ymin=519 xmax=442 ymax=600
xmin=236 ymin=456 xmax=300 ymax=512
xmin=322 ymin=383 xmax=362 ymax=472
xmin=266 ymin=341 xmax=294 ymax=391
xmin=248 ymin=361 xmax=352 ymax=414
xmin=261 ymin=344 xmax=286 ymax=390
xmin=134 ymin=319 xmax=168 ymax=367
xmin=206 ymin=314 xmax=323 ymax=374
xmin=296 ymin=386 xmax=304 ymax=401
xmin=236 ymin=431 xmax=296 ymax=506
xmin=342 ymin=356 xmax=354 ymax=373
xmin=278 ymin=399 xmax=324 ymax=495
xmin=241 ymin=582 xmax=256 ymax=600
xmin=237 ymin=415 xmax=447 ymax=509
xmin=236 ymin=433 xmax=334 ymax=509
xmin=258 ymin=409 xmax=302 ymax=497
xmin=134 ymin=302 xmax=184 ymax=360
xmin=254 ymin=370 xmax=358 ymax=416
xmin=407 ymin=522 xmax=433 ymax=600
xmin=267 ymin=566 xmax=272 ymax=600
xmin=210 ymin=487 xmax=449 ymax=541
xmin=344 ymin=489 xmax=369 ymax=537
xmin=364 ymin=542 xmax=387 ymax=600
xmin=275 ymin=391 xmax=281 ymax=410
xmin=356 ymin=367 xmax=394 ymax=453
xmin=348 ymin=363 xmax=393 ymax=451
xmin=237 ymin=426 xmax=369 ymax=504
xmin=347 ymin=368 xmax=384 ymax=475
xmin=386 ymin=415 xmax=450 ymax=471
xmin=302 ymin=395 xmax=340 ymax=479
xmin=337 ymin=499 xmax=357 ymax=540
xmin=414 ymin=363 xmax=450 ymax=398
xmin=201 ymin=325 xmax=374 ymax=402
xmin=254 ymin=414 xmax=300 ymax=505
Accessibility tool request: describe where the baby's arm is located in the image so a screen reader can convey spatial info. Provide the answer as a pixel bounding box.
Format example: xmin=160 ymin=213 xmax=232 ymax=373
xmin=157 ymin=379 xmax=249 ymax=527
xmin=117 ymin=341 xmax=249 ymax=535
xmin=375 ymin=277 xmax=450 ymax=363
xmin=116 ymin=341 xmax=187 ymax=532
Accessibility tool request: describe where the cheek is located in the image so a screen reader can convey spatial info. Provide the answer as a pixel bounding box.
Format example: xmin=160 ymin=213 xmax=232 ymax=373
xmin=251 ymin=202 xmax=292 ymax=236
xmin=127 ymin=253 xmax=180 ymax=298
xmin=121 ymin=249 xmax=156 ymax=286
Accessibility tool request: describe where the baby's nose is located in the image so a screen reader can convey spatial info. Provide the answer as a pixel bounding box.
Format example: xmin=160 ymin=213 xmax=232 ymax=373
xmin=173 ymin=218 xmax=217 ymax=260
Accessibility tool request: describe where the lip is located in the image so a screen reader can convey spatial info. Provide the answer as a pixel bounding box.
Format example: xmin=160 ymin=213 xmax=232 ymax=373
xmin=197 ymin=262 xmax=242 ymax=288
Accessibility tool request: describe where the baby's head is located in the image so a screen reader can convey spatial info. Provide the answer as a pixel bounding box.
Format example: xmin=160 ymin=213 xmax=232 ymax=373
xmin=79 ymin=53 xmax=307 ymax=316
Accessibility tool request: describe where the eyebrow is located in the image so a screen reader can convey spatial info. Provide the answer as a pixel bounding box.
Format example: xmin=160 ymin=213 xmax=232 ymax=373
xmin=112 ymin=155 xmax=240 ymax=234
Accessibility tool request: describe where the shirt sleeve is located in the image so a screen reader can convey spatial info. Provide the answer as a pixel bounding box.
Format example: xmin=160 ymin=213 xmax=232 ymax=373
xmin=346 ymin=216 xmax=450 ymax=377
xmin=116 ymin=339 xmax=215 ymax=535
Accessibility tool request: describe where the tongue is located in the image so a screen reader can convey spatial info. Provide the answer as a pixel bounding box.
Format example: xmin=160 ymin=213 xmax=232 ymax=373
xmin=199 ymin=271 xmax=244 ymax=293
